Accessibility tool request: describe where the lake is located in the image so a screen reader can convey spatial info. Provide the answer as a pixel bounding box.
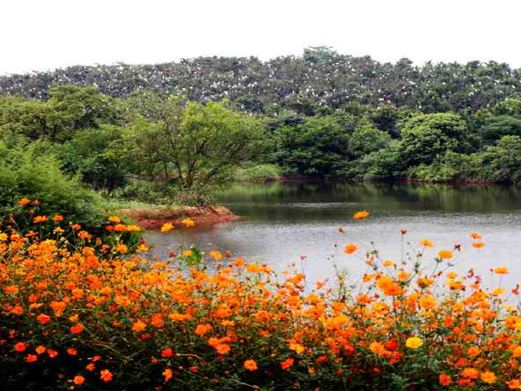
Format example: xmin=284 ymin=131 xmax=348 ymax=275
xmin=146 ymin=182 xmax=521 ymax=287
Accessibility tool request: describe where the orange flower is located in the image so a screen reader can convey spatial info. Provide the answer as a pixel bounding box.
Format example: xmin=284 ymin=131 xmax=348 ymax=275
xmin=163 ymin=368 xmax=173 ymax=382
xmin=132 ymin=320 xmax=147 ymax=332
xmin=35 ymin=345 xmax=46 ymax=355
xmin=36 ymin=313 xmax=51 ymax=325
xmin=72 ymin=375 xmax=85 ymax=385
xmin=161 ymin=347 xmax=174 ymax=358
xmin=100 ymin=369 xmax=113 ymax=382
xmin=70 ymin=323 xmax=84 ymax=335
xmin=472 ymin=241 xmax=485 ymax=248
xmin=461 ymin=367 xmax=479 ymax=379
xmin=194 ymin=324 xmax=212 ymax=336
xmin=419 ymin=239 xmax=434 ymax=248
xmin=47 ymin=349 xmax=58 ymax=358
xmin=480 ymin=371 xmax=496 ymax=384
xmin=244 ymin=359 xmax=258 ymax=371
xmin=353 ymin=210 xmax=369 ymax=220
xmin=18 ymin=198 xmax=31 ymax=206
xmin=108 ymin=216 xmax=121 ymax=223
xmin=438 ymin=250 xmax=453 ymax=260
xmin=215 ymin=344 xmax=231 ymax=355
xmin=494 ymin=266 xmax=509 ymax=275
xmin=369 ymin=341 xmax=388 ymax=356
xmin=344 ymin=243 xmax=357 ymax=254
xmin=4 ymin=285 xmax=18 ymax=295
xmin=281 ymin=358 xmax=294 ymax=370
xmin=52 ymin=214 xmax=64 ymax=222
xmin=209 ymin=250 xmax=223 ymax=261
xmin=289 ymin=342 xmax=305 ymax=354
xmin=470 ymin=232 xmax=482 ymax=239
xmin=439 ymin=374 xmax=452 ymax=386
xmin=181 ymin=218 xmax=196 ymax=227
xmin=78 ymin=231 xmax=92 ymax=240
xmin=14 ymin=342 xmax=28 ymax=352
xmin=418 ymin=296 xmax=436 ymax=310
xmin=115 ymin=244 xmax=128 ymax=254
xmin=67 ymin=348 xmax=78 ymax=356
xmin=24 ymin=354 xmax=38 ymax=363
xmin=33 ymin=215 xmax=48 ymax=224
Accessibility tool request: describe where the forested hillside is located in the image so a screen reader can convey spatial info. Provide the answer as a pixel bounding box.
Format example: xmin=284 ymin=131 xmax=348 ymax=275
xmin=1 ymin=47 xmax=520 ymax=115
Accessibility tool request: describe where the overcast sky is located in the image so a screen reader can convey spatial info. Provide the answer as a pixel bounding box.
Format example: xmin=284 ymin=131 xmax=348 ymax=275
xmin=1 ymin=0 xmax=520 ymax=74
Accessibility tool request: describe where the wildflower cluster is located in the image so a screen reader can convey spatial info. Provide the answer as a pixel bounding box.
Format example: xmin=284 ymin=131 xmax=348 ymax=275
xmin=1 ymin=198 xmax=143 ymax=254
xmin=1 ymin=208 xmax=521 ymax=390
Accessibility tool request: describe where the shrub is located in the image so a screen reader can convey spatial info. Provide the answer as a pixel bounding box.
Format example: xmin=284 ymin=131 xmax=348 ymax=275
xmin=0 ymin=139 xmax=104 ymax=231
xmin=233 ymin=164 xmax=281 ymax=182
xmin=1 ymin=212 xmax=520 ymax=389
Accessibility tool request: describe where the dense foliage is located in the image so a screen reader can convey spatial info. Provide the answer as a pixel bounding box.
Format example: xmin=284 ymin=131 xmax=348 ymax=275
xmin=3 ymin=49 xmax=521 ymax=209
xmin=2 ymin=48 xmax=521 ymax=115
xmin=1 ymin=209 xmax=520 ymax=390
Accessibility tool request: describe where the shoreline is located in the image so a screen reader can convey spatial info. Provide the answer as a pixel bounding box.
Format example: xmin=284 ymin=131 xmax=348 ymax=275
xmin=118 ymin=205 xmax=239 ymax=230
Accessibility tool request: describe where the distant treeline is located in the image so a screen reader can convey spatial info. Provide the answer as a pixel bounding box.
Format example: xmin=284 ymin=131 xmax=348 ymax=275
xmin=1 ymin=47 xmax=521 ymax=115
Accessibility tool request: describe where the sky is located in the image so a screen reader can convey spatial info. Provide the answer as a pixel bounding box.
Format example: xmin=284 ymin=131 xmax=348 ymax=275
xmin=1 ymin=0 xmax=520 ymax=75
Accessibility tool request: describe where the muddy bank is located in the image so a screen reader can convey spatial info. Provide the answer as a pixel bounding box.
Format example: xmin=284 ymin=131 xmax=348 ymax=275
xmin=118 ymin=205 xmax=239 ymax=230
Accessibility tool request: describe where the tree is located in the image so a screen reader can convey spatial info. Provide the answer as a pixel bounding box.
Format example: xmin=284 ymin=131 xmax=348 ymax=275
xmin=399 ymin=113 xmax=468 ymax=167
xmin=274 ymin=115 xmax=352 ymax=177
xmin=59 ymin=125 xmax=128 ymax=193
xmin=0 ymin=85 xmax=120 ymax=142
xmin=479 ymin=115 xmax=521 ymax=141
xmin=125 ymin=98 xmax=267 ymax=203
xmin=349 ymin=124 xmax=391 ymax=158
xmin=480 ymin=135 xmax=521 ymax=183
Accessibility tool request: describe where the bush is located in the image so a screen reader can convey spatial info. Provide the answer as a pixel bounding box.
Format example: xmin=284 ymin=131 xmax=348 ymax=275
xmin=406 ymin=152 xmax=481 ymax=182
xmin=232 ymin=164 xmax=281 ymax=182
xmin=0 ymin=139 xmax=104 ymax=230
xmin=1 ymin=213 xmax=520 ymax=390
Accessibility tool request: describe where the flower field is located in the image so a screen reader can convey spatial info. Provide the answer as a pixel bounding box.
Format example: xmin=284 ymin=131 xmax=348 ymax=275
xmin=1 ymin=204 xmax=521 ymax=390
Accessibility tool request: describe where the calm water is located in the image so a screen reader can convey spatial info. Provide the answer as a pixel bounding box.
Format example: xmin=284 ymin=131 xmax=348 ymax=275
xmin=146 ymin=182 xmax=521 ymax=287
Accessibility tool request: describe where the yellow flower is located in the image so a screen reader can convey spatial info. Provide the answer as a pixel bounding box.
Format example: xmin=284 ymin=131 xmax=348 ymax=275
xmin=405 ymin=337 xmax=423 ymax=349
xmin=181 ymin=218 xmax=196 ymax=228
xmin=160 ymin=223 xmax=174 ymax=233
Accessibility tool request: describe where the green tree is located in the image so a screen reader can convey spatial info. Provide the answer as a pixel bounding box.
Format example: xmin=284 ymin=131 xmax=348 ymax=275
xmin=480 ymin=135 xmax=521 ymax=183
xmin=125 ymin=98 xmax=267 ymax=203
xmin=349 ymin=124 xmax=391 ymax=158
xmin=0 ymin=85 xmax=120 ymax=142
xmin=59 ymin=125 xmax=128 ymax=193
xmin=399 ymin=113 xmax=468 ymax=167
xmin=479 ymin=115 xmax=521 ymax=141
xmin=274 ymin=115 xmax=352 ymax=177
